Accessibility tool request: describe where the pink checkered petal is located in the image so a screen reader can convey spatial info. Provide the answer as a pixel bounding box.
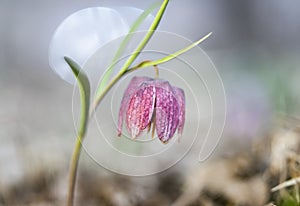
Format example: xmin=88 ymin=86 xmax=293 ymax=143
xmin=117 ymin=76 xmax=153 ymax=136
xmin=125 ymin=84 xmax=156 ymax=138
xmin=173 ymin=87 xmax=185 ymax=138
xmin=155 ymin=81 xmax=180 ymax=143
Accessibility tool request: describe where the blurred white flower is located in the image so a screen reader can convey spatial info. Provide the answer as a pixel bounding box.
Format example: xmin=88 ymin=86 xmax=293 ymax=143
xmin=49 ymin=7 xmax=154 ymax=84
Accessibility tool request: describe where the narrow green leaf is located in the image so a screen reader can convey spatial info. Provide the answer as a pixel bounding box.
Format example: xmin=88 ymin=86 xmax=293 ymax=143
xmin=95 ymin=1 xmax=161 ymax=98
xmin=64 ymin=56 xmax=90 ymax=137
xmin=129 ymin=32 xmax=213 ymax=71
xmin=93 ymin=0 xmax=169 ymax=111
xmin=118 ymin=0 xmax=169 ymax=74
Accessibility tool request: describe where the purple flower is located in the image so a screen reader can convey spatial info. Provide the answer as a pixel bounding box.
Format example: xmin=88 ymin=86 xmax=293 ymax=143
xmin=118 ymin=76 xmax=185 ymax=143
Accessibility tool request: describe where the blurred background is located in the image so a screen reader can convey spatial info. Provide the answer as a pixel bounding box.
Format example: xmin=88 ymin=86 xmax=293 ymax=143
xmin=1 ymin=0 xmax=300 ymax=205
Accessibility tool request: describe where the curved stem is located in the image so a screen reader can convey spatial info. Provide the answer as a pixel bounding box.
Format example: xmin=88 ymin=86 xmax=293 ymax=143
xmin=90 ymin=60 xmax=159 ymax=117
xmin=90 ymin=72 xmax=124 ymax=118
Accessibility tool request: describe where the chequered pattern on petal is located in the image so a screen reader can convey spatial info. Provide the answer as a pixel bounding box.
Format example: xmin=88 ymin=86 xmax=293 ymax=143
xmin=118 ymin=77 xmax=153 ymax=136
xmin=172 ymin=87 xmax=185 ymax=137
xmin=117 ymin=76 xmax=185 ymax=143
xmin=126 ymin=85 xmax=155 ymax=138
xmin=155 ymin=82 xmax=180 ymax=143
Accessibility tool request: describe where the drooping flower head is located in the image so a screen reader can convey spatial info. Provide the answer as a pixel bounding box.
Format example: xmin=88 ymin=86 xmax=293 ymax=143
xmin=118 ymin=76 xmax=185 ymax=143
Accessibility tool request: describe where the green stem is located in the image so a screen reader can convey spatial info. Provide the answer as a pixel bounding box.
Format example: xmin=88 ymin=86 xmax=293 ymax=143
xmin=90 ymin=72 xmax=124 ymax=118
xmin=67 ymin=134 xmax=83 ymax=206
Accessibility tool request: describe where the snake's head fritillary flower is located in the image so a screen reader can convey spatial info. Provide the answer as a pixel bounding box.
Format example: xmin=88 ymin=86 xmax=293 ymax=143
xmin=118 ymin=76 xmax=185 ymax=143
